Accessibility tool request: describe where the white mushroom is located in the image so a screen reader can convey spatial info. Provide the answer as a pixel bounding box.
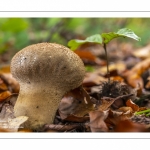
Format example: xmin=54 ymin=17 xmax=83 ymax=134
xmin=10 ymin=43 xmax=85 ymax=130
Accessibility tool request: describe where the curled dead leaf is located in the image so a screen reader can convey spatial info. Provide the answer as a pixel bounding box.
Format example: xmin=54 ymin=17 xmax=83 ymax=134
xmin=123 ymin=58 xmax=150 ymax=88
xmin=75 ymin=50 xmax=105 ymax=65
xmin=8 ymin=116 xmax=29 ymax=132
xmin=145 ymin=77 xmax=150 ymax=89
xmin=89 ymin=110 xmax=108 ymax=132
xmin=18 ymin=129 xmax=33 ymax=132
xmin=118 ymin=107 xmax=133 ymax=117
xmin=0 ymin=65 xmax=10 ymax=74
xmin=110 ymin=76 xmax=124 ymax=82
xmin=0 ymin=90 xmax=12 ymax=102
xmin=98 ymin=97 xmax=117 ymax=111
xmin=114 ymin=119 xmax=147 ymax=132
xmin=98 ymin=94 xmax=134 ymax=111
xmin=0 ymin=73 xmax=20 ymax=93
xmin=0 ymin=115 xmax=28 ymax=132
xmin=59 ymin=86 xmax=94 ymax=120
xmin=97 ymin=62 xmax=126 ymax=76
xmin=0 ymin=80 xmax=8 ymax=91
xmin=60 ymin=114 xmax=89 ymax=123
xmin=105 ymin=109 xmax=133 ymax=131
xmin=126 ymin=99 xmax=139 ymax=112
xmin=132 ymin=44 xmax=150 ymax=59
xmin=83 ymin=72 xmax=106 ymax=87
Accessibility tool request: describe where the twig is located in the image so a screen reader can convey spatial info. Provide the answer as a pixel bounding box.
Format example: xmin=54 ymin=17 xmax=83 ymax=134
xmin=42 ymin=123 xmax=85 ymax=132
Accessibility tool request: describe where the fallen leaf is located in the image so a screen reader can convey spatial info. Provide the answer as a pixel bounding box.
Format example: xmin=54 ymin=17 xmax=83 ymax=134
xmin=0 ymin=80 xmax=8 ymax=91
xmin=0 ymin=103 xmax=14 ymax=121
xmin=89 ymin=110 xmax=108 ymax=132
xmin=126 ymin=99 xmax=139 ymax=112
xmin=8 ymin=116 xmax=29 ymax=132
xmin=105 ymin=109 xmax=133 ymax=131
xmin=97 ymin=62 xmax=126 ymax=76
xmin=118 ymin=107 xmax=133 ymax=117
xmin=145 ymin=77 xmax=150 ymax=89
xmin=98 ymin=97 xmax=117 ymax=111
xmin=59 ymin=86 xmax=94 ymax=120
xmin=83 ymin=72 xmax=106 ymax=87
xmin=123 ymin=58 xmax=150 ymax=88
xmin=114 ymin=119 xmax=147 ymax=132
xmin=98 ymin=94 xmax=134 ymax=111
xmin=0 ymin=91 xmax=12 ymax=102
xmin=132 ymin=44 xmax=150 ymax=59
xmin=0 ymin=65 xmax=10 ymax=74
xmin=138 ymin=107 xmax=147 ymax=111
xmin=18 ymin=128 xmax=33 ymax=132
xmin=75 ymin=50 xmax=105 ymax=65
xmin=0 ymin=73 xmax=20 ymax=93
xmin=118 ymin=106 xmax=133 ymax=113
xmin=110 ymin=76 xmax=124 ymax=82
xmin=0 ymin=128 xmax=11 ymax=132
xmin=61 ymin=114 xmax=89 ymax=123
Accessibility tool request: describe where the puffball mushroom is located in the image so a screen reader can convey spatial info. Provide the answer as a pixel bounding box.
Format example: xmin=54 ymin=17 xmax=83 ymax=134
xmin=10 ymin=43 xmax=85 ymax=130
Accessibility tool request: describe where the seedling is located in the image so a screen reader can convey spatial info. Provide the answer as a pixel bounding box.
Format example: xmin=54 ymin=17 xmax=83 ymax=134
xmin=68 ymin=28 xmax=141 ymax=84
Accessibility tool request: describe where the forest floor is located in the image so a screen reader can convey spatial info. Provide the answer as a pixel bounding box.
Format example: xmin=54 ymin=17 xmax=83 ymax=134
xmin=0 ymin=41 xmax=150 ymax=132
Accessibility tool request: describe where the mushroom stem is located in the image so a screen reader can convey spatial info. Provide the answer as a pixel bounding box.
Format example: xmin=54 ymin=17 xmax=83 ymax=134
xmin=15 ymin=84 xmax=64 ymax=130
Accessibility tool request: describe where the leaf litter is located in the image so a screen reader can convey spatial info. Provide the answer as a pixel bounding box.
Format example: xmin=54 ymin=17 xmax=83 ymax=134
xmin=0 ymin=41 xmax=150 ymax=132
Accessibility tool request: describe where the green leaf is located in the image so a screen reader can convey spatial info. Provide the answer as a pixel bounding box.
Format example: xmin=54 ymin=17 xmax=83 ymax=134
xmin=68 ymin=34 xmax=103 ymax=50
xmin=102 ymin=28 xmax=141 ymax=44
xmin=117 ymin=28 xmax=141 ymax=41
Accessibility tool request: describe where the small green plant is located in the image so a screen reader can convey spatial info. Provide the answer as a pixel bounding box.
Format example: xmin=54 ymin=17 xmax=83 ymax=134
xmin=68 ymin=28 xmax=141 ymax=84
xmin=135 ymin=109 xmax=150 ymax=116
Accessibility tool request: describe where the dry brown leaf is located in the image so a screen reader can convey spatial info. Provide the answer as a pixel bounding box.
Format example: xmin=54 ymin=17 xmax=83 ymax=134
xmin=97 ymin=62 xmax=126 ymax=75
xmin=75 ymin=50 xmax=105 ymax=65
xmin=61 ymin=114 xmax=89 ymax=123
xmin=0 ymin=91 xmax=12 ymax=102
xmin=123 ymin=58 xmax=150 ymax=88
xmin=105 ymin=109 xmax=132 ymax=131
xmin=110 ymin=76 xmax=124 ymax=82
xmin=98 ymin=97 xmax=117 ymax=111
xmin=0 ymin=103 xmax=14 ymax=123
xmin=0 ymin=73 xmax=20 ymax=93
xmin=138 ymin=107 xmax=147 ymax=111
xmin=0 ymin=102 xmax=28 ymax=133
xmin=132 ymin=44 xmax=150 ymax=59
xmin=7 ymin=116 xmax=28 ymax=132
xmin=76 ymin=42 xmax=103 ymax=57
xmin=0 ymin=65 xmax=10 ymax=74
xmin=59 ymin=86 xmax=94 ymax=120
xmin=98 ymin=94 xmax=134 ymax=111
xmin=89 ymin=110 xmax=108 ymax=132
xmin=18 ymin=129 xmax=33 ymax=132
xmin=83 ymin=72 xmax=106 ymax=87
xmin=118 ymin=107 xmax=133 ymax=118
xmin=0 ymin=81 xmax=8 ymax=91
xmin=0 ymin=128 xmax=11 ymax=132
xmin=118 ymin=106 xmax=133 ymax=113
xmin=126 ymin=99 xmax=139 ymax=112
xmin=145 ymin=77 xmax=150 ymax=89
xmin=114 ymin=119 xmax=147 ymax=132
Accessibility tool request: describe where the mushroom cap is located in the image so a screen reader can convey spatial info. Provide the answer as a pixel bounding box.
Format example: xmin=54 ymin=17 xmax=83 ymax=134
xmin=11 ymin=43 xmax=85 ymax=92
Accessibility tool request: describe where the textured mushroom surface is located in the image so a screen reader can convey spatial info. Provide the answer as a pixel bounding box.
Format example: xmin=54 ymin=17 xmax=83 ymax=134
xmin=11 ymin=43 xmax=85 ymax=130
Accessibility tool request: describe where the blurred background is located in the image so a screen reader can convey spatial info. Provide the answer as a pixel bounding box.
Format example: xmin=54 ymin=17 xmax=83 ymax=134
xmin=0 ymin=18 xmax=150 ymax=65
